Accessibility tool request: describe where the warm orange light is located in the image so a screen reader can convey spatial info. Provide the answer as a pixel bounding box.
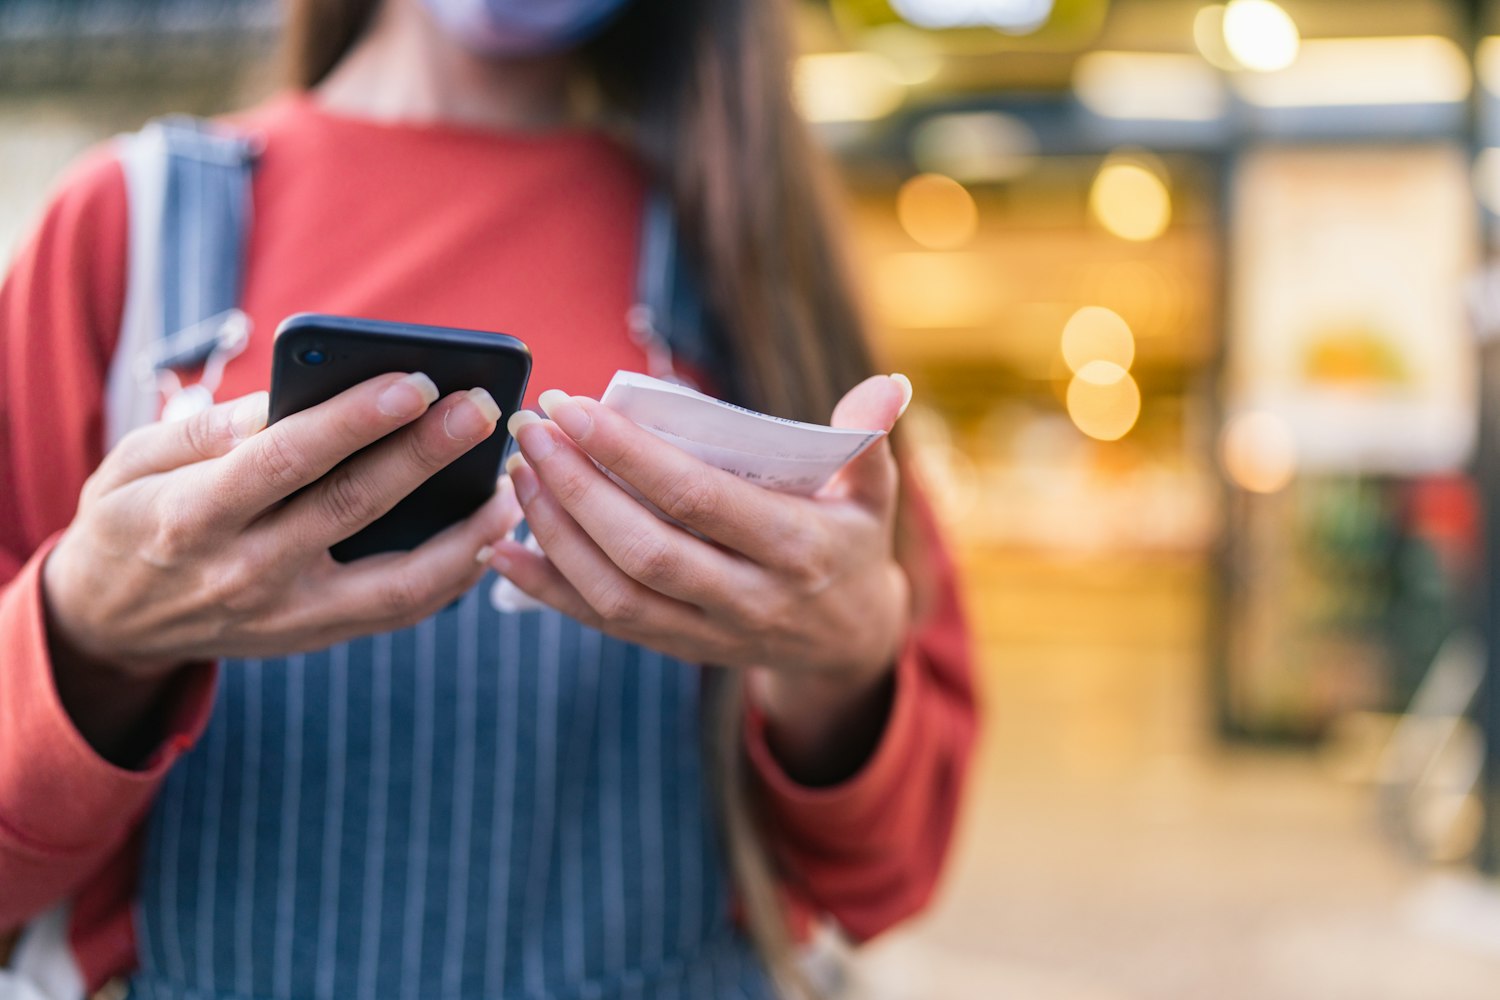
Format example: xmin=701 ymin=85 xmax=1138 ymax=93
xmin=896 ymin=173 xmax=979 ymax=250
xmin=1194 ymin=5 xmax=1240 ymax=71
xmin=1061 ymin=306 xmax=1135 ymax=374
xmin=1090 ymin=157 xmax=1171 ymax=242
xmin=871 ymin=251 xmax=998 ymax=328
xmin=1223 ymin=0 xmax=1300 ymax=73
xmin=1234 ymin=36 xmax=1471 ymax=108
xmin=1074 ymin=52 xmax=1226 ymax=122
xmin=794 ymin=52 xmax=904 ymax=123
xmin=1221 ymin=411 xmax=1297 ymax=493
xmin=1066 ymin=361 xmax=1141 ymax=442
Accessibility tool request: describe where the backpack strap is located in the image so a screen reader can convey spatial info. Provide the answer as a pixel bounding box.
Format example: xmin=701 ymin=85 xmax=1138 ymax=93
xmin=107 ymin=115 xmax=728 ymax=447
xmin=107 ymin=116 xmax=257 ymax=446
xmin=629 ymin=188 xmax=736 ymax=398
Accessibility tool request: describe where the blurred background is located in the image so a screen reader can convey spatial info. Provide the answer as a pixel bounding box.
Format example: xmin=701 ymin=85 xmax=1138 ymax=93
xmin=5 ymin=0 xmax=1500 ymax=996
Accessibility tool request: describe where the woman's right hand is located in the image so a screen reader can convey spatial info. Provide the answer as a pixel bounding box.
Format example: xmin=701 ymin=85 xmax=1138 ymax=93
xmin=42 ymin=371 xmax=521 ymax=686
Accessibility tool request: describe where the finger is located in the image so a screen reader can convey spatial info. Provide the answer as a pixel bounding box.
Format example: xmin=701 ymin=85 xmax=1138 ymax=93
xmin=298 ymin=474 xmax=523 ymax=634
xmin=207 ymin=372 xmax=441 ymax=526
xmin=518 ymin=393 xmax=819 ymax=570
xmin=824 ymin=374 xmax=908 ymax=511
xmin=488 ymin=537 xmax=604 ymax=626
xmin=92 ymin=391 xmax=268 ymax=493
xmin=829 ymin=373 xmax=911 ymax=431
xmin=499 ymin=418 xmax=754 ymax=606
xmin=491 ymin=534 xmax=724 ymax=655
xmin=504 ymin=458 xmax=715 ymax=636
xmin=263 ymin=387 xmax=502 ymax=549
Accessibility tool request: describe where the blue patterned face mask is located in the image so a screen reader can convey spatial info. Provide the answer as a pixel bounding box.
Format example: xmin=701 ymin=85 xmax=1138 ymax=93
xmin=421 ymin=0 xmax=633 ymax=56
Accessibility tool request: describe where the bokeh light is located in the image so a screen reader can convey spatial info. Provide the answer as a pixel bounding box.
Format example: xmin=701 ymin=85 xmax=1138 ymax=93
xmin=1221 ymin=411 xmax=1297 ymax=494
xmin=1233 ymin=36 xmax=1471 ymax=108
xmin=1061 ymin=306 xmax=1136 ymax=374
xmin=859 ymin=23 xmax=944 ymax=86
xmin=1222 ymin=0 xmax=1301 ymax=73
xmin=1193 ymin=5 xmax=1241 ymax=71
xmin=871 ymin=251 xmax=997 ymax=328
xmin=1074 ymin=52 xmax=1226 ymax=122
xmin=1090 ymin=156 xmax=1172 ymax=242
xmin=794 ymin=52 xmax=904 ymax=123
xmin=897 ymin=173 xmax=980 ymax=250
xmin=912 ymin=111 xmax=1039 ymax=184
xmin=890 ymin=0 xmax=1056 ymax=34
xmin=1066 ymin=361 xmax=1142 ymax=442
xmin=1085 ymin=260 xmax=1183 ymax=338
xmin=1480 ymin=36 xmax=1500 ymax=97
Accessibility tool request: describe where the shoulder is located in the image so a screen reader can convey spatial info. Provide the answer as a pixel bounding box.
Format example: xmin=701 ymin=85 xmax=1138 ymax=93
xmin=216 ymin=90 xmax=311 ymax=141
xmin=6 ymin=142 xmax=130 ymax=357
xmin=27 ymin=141 xmax=128 ymax=252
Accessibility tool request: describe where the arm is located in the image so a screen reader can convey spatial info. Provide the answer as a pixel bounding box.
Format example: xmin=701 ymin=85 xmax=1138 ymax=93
xmin=2 ymin=146 xmax=527 ymax=989
xmin=0 ymin=149 xmax=218 ymax=936
xmin=746 ymin=482 xmax=977 ymax=940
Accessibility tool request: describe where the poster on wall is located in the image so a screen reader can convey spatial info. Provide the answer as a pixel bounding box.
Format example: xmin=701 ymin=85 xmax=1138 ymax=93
xmin=1228 ymin=146 xmax=1479 ymax=475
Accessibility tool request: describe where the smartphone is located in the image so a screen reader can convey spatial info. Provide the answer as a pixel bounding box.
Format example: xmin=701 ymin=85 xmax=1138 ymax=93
xmin=269 ymin=313 xmax=531 ymax=562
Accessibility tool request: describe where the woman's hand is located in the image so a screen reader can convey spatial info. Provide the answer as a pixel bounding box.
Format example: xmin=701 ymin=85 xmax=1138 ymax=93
xmin=491 ymin=375 xmax=914 ymax=780
xmin=44 ymin=372 xmax=520 ymax=691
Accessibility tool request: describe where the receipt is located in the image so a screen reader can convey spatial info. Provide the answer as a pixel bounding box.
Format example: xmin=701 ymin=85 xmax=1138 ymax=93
xmin=491 ymin=372 xmax=885 ymax=613
xmin=598 ymin=371 xmax=884 ymax=496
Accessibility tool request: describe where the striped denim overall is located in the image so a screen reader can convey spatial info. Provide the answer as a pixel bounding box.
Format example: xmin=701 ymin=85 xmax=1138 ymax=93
xmin=113 ymin=120 xmax=772 ymax=1000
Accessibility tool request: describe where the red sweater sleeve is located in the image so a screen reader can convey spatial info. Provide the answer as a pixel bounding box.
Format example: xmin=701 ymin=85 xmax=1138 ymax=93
xmin=0 ymin=148 xmax=217 ymax=979
xmin=745 ymin=481 xmax=978 ymax=941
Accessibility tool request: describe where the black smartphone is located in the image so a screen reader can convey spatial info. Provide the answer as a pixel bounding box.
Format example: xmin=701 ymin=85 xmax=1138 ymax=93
xmin=269 ymin=313 xmax=531 ymax=562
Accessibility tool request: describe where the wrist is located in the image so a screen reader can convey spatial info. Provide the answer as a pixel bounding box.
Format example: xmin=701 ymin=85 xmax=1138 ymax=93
xmin=749 ymin=563 xmax=909 ymax=786
xmin=42 ymin=544 xmax=189 ymax=767
xmin=755 ymin=654 xmax=893 ymax=720
xmin=751 ymin=660 xmax=898 ymax=787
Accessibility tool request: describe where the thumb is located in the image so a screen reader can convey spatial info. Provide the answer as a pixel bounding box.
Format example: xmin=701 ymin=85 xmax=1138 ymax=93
xmin=824 ymin=374 xmax=912 ymax=511
xmin=94 ymin=390 xmax=269 ymax=493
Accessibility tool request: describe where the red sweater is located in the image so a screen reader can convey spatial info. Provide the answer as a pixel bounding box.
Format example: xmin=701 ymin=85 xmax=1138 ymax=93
xmin=0 ymin=95 xmax=977 ymax=991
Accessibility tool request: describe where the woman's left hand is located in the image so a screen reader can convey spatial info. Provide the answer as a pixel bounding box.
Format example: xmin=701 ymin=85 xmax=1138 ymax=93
xmin=491 ymin=375 xmax=913 ymax=697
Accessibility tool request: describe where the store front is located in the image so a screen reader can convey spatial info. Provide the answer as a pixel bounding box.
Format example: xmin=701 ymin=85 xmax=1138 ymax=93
xmin=799 ymin=0 xmax=1492 ymax=871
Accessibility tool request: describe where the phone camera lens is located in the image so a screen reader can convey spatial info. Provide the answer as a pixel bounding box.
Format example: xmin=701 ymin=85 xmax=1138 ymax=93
xmin=298 ymin=347 xmax=329 ymax=366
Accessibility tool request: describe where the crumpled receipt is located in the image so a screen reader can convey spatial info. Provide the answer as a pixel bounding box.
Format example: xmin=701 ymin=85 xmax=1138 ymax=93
xmin=490 ymin=371 xmax=886 ymax=613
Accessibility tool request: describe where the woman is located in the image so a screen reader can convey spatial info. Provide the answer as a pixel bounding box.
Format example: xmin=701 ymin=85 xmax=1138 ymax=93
xmin=0 ymin=0 xmax=976 ymax=997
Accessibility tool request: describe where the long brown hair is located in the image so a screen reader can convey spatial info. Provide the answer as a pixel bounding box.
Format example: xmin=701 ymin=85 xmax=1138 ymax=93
xmin=289 ymin=0 xmax=882 ymax=993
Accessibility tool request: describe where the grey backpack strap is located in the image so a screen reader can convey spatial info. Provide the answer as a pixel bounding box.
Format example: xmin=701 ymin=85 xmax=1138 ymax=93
xmin=107 ymin=116 xmax=257 ymax=446
xmin=629 ymin=188 xmax=737 ymax=398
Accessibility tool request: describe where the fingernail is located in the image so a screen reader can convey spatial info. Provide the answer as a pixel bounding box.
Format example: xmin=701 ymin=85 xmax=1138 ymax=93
xmin=468 ymin=387 xmax=501 ymax=420
xmin=229 ymin=391 xmax=269 ymax=443
xmin=507 ymin=410 xmax=557 ymax=461
xmin=891 ymin=373 xmax=914 ymax=418
xmin=504 ymin=451 xmax=527 ymax=476
xmin=378 ymin=373 xmax=439 ymax=419
xmin=444 ymin=388 xmax=501 ymax=441
xmin=539 ymin=389 xmax=591 ymax=440
xmin=507 ymin=409 xmax=540 ymax=437
xmin=475 ymin=544 xmax=495 ymax=565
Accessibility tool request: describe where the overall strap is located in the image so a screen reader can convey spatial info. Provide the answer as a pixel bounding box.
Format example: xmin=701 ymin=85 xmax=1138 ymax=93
xmin=630 ymin=189 xmax=735 ymax=397
xmin=108 ymin=116 xmax=257 ymax=447
xmin=109 ymin=118 xmax=722 ymax=447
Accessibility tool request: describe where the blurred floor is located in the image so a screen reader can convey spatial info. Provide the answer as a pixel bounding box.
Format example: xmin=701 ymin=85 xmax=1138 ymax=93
xmin=844 ymin=551 xmax=1500 ymax=1000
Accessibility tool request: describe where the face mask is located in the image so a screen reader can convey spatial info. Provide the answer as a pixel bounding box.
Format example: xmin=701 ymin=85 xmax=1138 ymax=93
xmin=421 ymin=0 xmax=633 ymax=56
